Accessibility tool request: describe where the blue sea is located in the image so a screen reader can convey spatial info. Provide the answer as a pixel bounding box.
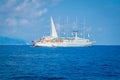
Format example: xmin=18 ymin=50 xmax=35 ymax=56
xmin=0 ymin=45 xmax=120 ymax=80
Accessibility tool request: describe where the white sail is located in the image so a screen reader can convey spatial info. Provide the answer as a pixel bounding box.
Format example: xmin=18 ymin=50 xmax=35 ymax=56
xmin=50 ymin=17 xmax=58 ymax=38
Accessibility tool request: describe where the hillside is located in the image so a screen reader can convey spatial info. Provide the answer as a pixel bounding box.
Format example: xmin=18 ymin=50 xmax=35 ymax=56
xmin=0 ymin=36 xmax=26 ymax=45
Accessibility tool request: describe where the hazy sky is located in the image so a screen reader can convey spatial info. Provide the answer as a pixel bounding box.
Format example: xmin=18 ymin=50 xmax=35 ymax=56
xmin=0 ymin=0 xmax=120 ymax=45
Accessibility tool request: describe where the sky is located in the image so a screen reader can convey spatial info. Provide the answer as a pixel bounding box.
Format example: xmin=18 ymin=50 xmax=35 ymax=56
xmin=0 ymin=0 xmax=120 ymax=45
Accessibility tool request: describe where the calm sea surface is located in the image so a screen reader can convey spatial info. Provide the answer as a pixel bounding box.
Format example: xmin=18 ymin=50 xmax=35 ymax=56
xmin=0 ymin=45 xmax=120 ymax=80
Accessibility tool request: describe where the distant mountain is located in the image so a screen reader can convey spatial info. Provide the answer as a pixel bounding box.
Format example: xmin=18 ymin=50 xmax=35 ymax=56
xmin=0 ymin=36 xmax=26 ymax=45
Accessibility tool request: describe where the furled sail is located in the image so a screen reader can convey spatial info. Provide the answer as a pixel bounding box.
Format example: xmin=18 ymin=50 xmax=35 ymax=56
xmin=50 ymin=17 xmax=58 ymax=38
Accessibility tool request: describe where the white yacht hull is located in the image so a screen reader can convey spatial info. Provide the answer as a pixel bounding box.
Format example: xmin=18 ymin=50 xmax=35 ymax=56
xmin=33 ymin=40 xmax=92 ymax=47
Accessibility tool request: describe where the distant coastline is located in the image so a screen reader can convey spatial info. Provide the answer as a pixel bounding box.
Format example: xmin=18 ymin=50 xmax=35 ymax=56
xmin=0 ymin=36 xmax=26 ymax=45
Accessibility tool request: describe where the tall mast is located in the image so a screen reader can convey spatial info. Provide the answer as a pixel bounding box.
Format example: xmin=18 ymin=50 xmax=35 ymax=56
xmin=83 ymin=17 xmax=86 ymax=38
xmin=67 ymin=16 xmax=68 ymax=25
xmin=66 ymin=16 xmax=69 ymax=38
xmin=75 ymin=16 xmax=78 ymax=31
xmin=58 ymin=16 xmax=60 ymax=37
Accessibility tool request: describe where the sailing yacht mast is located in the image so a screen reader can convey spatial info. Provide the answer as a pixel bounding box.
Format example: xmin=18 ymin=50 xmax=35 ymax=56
xmin=83 ymin=17 xmax=86 ymax=38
